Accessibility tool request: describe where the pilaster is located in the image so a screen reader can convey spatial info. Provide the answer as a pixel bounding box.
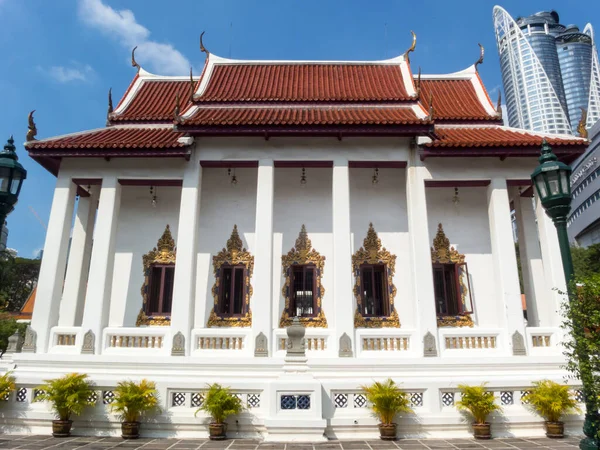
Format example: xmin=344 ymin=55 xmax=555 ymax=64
xmin=80 ymin=176 xmax=121 ymax=354
xmin=252 ymin=160 xmax=274 ymax=355
xmin=29 ymin=172 xmax=77 ymax=353
xmin=170 ymin=157 xmax=202 ymax=355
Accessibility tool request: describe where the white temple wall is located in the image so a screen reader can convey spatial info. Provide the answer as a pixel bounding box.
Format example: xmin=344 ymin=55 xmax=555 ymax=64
xmin=109 ymin=186 xmax=182 ymax=327
xmin=273 ymin=168 xmax=333 ymax=328
xmin=425 ymin=187 xmax=498 ymax=327
xmin=195 ymin=167 xmax=258 ymax=329
xmin=349 ymin=168 xmax=414 ymax=328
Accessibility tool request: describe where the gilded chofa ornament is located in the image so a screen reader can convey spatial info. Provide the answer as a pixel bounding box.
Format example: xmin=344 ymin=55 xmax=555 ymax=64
xmin=207 ymin=225 xmax=254 ymax=327
xmin=353 ymin=223 xmax=399 ymax=328
xmin=279 ymin=225 xmax=327 ymax=328
xmin=137 ymin=225 xmax=176 ymax=326
xmin=26 ymin=110 xmax=37 ymax=142
xmin=430 ymin=223 xmax=473 ymax=328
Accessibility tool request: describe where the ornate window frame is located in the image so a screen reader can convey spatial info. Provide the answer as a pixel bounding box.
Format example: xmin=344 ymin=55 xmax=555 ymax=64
xmin=279 ymin=225 xmax=327 ymax=328
xmin=136 ymin=225 xmax=176 ymax=327
xmin=207 ymin=225 xmax=254 ymax=328
xmin=353 ymin=223 xmax=399 ymax=328
xmin=431 ymin=223 xmax=474 ymax=328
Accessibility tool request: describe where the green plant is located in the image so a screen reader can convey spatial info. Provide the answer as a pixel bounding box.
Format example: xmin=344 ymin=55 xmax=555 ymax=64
xmin=34 ymin=373 xmax=95 ymax=421
xmin=360 ymin=379 xmax=413 ymax=425
xmin=522 ymin=380 xmax=581 ymax=423
xmin=456 ymin=384 xmax=502 ymax=425
xmin=110 ymin=379 xmax=160 ymax=423
xmin=0 ymin=371 xmax=15 ymax=400
xmin=195 ymin=383 xmax=244 ymax=424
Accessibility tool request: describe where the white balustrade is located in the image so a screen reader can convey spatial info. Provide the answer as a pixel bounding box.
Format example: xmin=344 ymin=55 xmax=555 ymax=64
xmin=274 ymin=328 xmax=332 ymax=356
xmin=103 ymin=327 xmax=170 ymax=354
xmin=445 ymin=335 xmax=496 ymax=349
xmin=355 ymin=329 xmax=416 ymax=357
xmin=191 ymin=329 xmax=252 ymax=355
xmin=438 ymin=328 xmax=504 ymax=354
xmin=48 ymin=326 xmax=82 ymax=354
xmin=526 ymin=327 xmax=561 ymax=354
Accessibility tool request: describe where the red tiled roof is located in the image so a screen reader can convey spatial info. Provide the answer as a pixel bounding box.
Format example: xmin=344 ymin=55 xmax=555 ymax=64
xmin=26 ymin=127 xmax=189 ymax=150
xmin=426 ymin=126 xmax=585 ymax=147
xmin=419 ymin=79 xmax=498 ymax=121
xmin=111 ymin=80 xmax=193 ymax=122
xmin=181 ymin=105 xmax=426 ymax=127
xmin=196 ymin=64 xmax=413 ymax=102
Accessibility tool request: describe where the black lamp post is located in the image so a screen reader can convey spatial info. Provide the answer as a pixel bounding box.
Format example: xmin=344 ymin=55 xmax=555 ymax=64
xmin=531 ymin=140 xmax=599 ymax=450
xmin=0 ymin=136 xmax=27 ymax=234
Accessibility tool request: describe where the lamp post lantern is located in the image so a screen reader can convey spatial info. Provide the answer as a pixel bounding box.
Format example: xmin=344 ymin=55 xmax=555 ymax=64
xmin=0 ymin=136 xmax=27 ymax=234
xmin=531 ymin=140 xmax=599 ymax=450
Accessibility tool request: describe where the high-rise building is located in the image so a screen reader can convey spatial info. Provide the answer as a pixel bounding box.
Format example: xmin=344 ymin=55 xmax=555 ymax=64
xmin=493 ymin=6 xmax=600 ymax=135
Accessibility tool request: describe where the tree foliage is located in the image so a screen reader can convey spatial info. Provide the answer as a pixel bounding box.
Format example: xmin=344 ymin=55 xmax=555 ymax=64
xmin=34 ymin=373 xmax=95 ymax=421
xmin=111 ymin=379 xmax=160 ymax=423
xmin=0 ymin=313 xmax=27 ymax=354
xmin=571 ymin=244 xmax=600 ymax=279
xmin=361 ymin=379 xmax=413 ymax=425
xmin=522 ymin=380 xmax=580 ymax=423
xmin=0 ymin=253 xmax=40 ymax=312
xmin=195 ymin=383 xmax=244 ymax=424
xmin=456 ymin=384 xmax=502 ymax=425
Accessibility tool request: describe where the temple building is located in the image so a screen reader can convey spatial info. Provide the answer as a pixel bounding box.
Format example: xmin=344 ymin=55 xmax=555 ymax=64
xmin=1 ymin=36 xmax=589 ymax=439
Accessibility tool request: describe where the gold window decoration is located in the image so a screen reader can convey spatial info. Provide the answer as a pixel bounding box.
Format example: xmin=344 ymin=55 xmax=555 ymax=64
xmin=279 ymin=225 xmax=327 ymax=328
xmin=136 ymin=225 xmax=176 ymax=327
xmin=431 ymin=223 xmax=474 ymax=328
xmin=353 ymin=223 xmax=399 ymax=328
xmin=207 ymin=225 xmax=254 ymax=328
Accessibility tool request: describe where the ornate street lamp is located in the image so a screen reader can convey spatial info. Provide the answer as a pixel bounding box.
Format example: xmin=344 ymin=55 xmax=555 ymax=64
xmin=531 ymin=140 xmax=599 ymax=450
xmin=0 ymin=136 xmax=27 ymax=231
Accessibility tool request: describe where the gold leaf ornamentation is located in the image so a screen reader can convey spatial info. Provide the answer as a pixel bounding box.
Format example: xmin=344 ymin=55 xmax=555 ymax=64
xmin=137 ymin=225 xmax=176 ymax=327
xmin=207 ymin=225 xmax=254 ymax=328
xmin=437 ymin=315 xmax=474 ymax=328
xmin=352 ymin=223 xmax=399 ymax=328
xmin=279 ymin=225 xmax=327 ymax=328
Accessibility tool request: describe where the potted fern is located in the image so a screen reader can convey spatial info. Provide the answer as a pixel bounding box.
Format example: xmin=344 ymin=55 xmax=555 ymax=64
xmin=195 ymin=383 xmax=244 ymax=440
xmin=361 ymin=379 xmax=413 ymax=440
xmin=34 ymin=373 xmax=95 ymax=437
xmin=110 ymin=379 xmax=160 ymax=439
xmin=522 ymin=380 xmax=581 ymax=438
xmin=0 ymin=372 xmax=15 ymax=401
xmin=456 ymin=384 xmax=502 ymax=439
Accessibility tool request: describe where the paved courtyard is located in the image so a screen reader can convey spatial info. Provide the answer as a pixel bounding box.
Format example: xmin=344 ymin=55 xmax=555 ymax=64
xmin=0 ymin=436 xmax=585 ymax=450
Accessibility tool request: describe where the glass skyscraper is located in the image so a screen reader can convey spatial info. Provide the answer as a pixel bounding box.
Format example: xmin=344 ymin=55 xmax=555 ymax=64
xmin=493 ymin=7 xmax=600 ymax=135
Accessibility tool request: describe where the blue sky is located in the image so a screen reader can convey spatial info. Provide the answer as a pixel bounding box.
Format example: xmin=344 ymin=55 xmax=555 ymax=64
xmin=0 ymin=0 xmax=596 ymax=258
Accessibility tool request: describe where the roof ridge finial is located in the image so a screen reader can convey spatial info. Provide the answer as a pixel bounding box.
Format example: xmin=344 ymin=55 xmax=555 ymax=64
xmin=106 ymin=88 xmax=113 ymax=126
xmin=578 ymin=107 xmax=588 ymax=139
xmin=428 ymin=93 xmax=434 ymax=119
xmin=189 ymin=67 xmax=195 ymax=102
xmin=404 ymin=30 xmax=416 ymax=62
xmin=200 ymin=31 xmax=209 ymax=55
xmin=474 ymin=43 xmax=484 ymax=71
xmin=26 ymin=110 xmax=37 ymax=142
xmin=131 ymin=46 xmax=140 ymax=71
xmin=174 ymin=93 xmax=182 ymax=124
xmin=416 ymin=66 xmax=422 ymax=97
xmin=496 ymin=90 xmax=502 ymax=119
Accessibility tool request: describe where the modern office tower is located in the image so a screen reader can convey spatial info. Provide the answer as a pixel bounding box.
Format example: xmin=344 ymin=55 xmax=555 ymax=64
xmin=493 ymin=6 xmax=600 ymax=135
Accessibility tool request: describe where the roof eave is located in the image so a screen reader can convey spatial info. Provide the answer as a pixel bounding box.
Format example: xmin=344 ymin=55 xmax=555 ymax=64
xmin=419 ymin=144 xmax=586 ymax=163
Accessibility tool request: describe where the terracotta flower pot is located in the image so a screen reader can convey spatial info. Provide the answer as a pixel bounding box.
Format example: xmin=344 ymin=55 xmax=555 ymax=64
xmin=209 ymin=423 xmax=227 ymax=440
xmin=545 ymin=421 xmax=564 ymax=438
xmin=52 ymin=420 xmax=73 ymax=438
xmin=121 ymin=422 xmax=140 ymax=439
xmin=473 ymin=422 xmax=491 ymax=440
xmin=378 ymin=423 xmax=397 ymax=441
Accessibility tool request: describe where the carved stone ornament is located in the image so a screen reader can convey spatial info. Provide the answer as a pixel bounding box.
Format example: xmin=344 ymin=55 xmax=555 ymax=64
xmin=5 ymin=330 xmax=23 ymax=354
xmin=286 ymin=316 xmax=306 ymax=357
xmin=431 ymin=223 xmax=473 ymax=328
xmin=207 ymin=225 xmax=254 ymax=328
xmin=137 ymin=225 xmax=176 ymax=327
xmin=171 ymin=331 xmax=185 ymax=356
xmin=22 ymin=326 xmax=36 ymax=353
xmin=279 ymin=225 xmax=327 ymax=328
xmin=81 ymin=330 xmax=95 ymax=354
xmin=512 ymin=330 xmax=526 ymax=356
xmin=339 ymin=332 xmax=353 ymax=357
xmin=353 ymin=223 xmax=399 ymax=328
xmin=423 ymin=331 xmax=438 ymax=357
xmin=254 ymin=332 xmax=268 ymax=357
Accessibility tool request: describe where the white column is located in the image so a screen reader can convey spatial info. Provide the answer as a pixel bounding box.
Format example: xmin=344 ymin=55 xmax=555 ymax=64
xmin=252 ymin=160 xmax=274 ymax=355
xmin=332 ymin=159 xmax=354 ymax=353
xmin=487 ymin=178 xmax=527 ymax=351
xmin=29 ymin=172 xmax=77 ymax=353
xmin=534 ymin=194 xmax=566 ymax=327
xmin=80 ymin=177 xmax=121 ymax=354
xmin=170 ymin=160 xmax=202 ymax=355
xmin=513 ymin=192 xmax=547 ymax=326
xmin=406 ymin=157 xmax=438 ymax=354
xmin=59 ymin=187 xmax=98 ymax=327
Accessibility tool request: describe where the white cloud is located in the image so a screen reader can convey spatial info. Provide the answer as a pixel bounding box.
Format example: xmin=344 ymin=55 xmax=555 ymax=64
xmin=77 ymin=0 xmax=191 ymax=75
xmin=44 ymin=64 xmax=95 ymax=83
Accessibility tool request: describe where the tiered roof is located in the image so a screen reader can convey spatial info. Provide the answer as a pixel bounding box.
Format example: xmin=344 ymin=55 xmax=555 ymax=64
xmin=25 ymin=43 xmax=587 ymax=174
